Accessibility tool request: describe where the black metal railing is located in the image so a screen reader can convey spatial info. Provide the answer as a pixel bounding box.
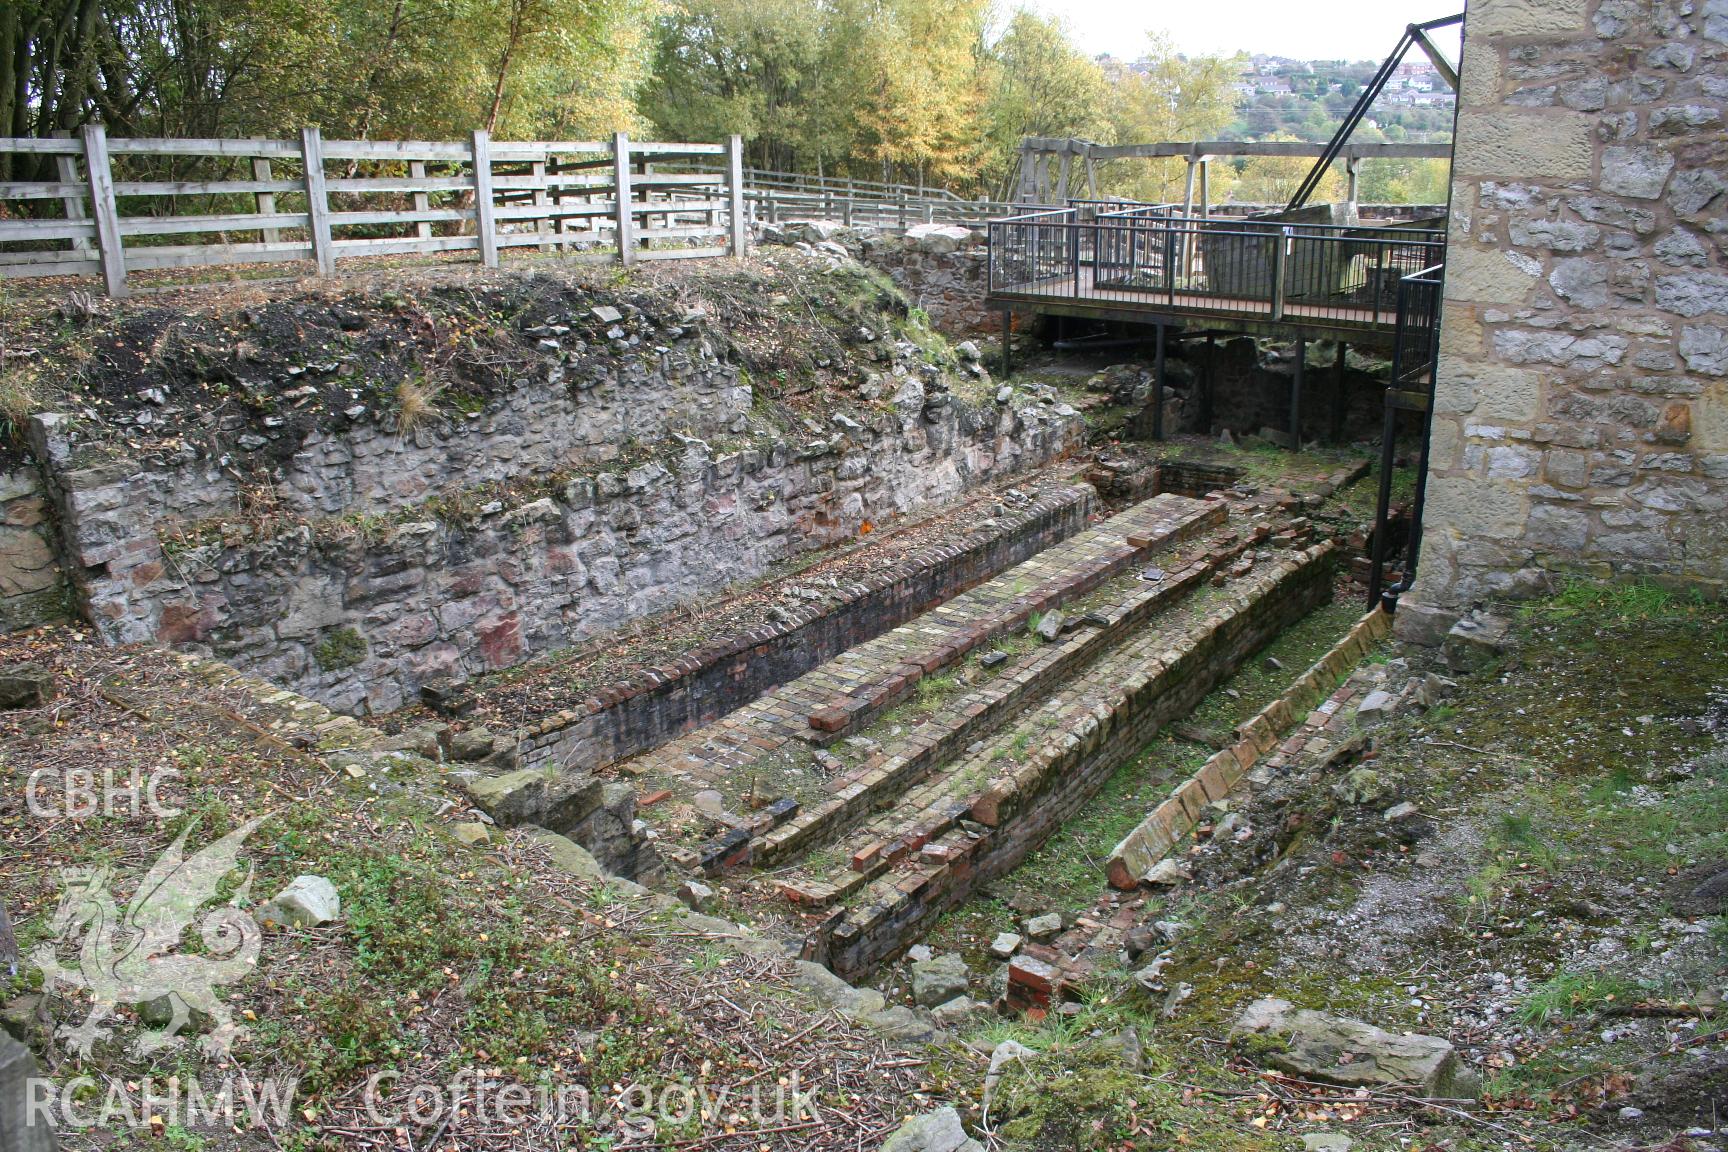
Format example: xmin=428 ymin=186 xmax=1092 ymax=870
xmin=1389 ymin=262 xmax=1444 ymax=388
xmin=987 ymin=204 xmax=1444 ymax=329
xmin=1368 ymin=262 xmax=1446 ymax=610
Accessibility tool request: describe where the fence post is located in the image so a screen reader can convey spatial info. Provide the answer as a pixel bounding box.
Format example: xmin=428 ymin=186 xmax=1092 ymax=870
xmin=299 ymin=127 xmax=336 ymax=276
xmin=251 ymin=158 xmax=280 ymax=245
xmin=531 ymin=157 xmax=553 ymax=252
xmin=726 ymin=134 xmax=747 ymax=257
xmin=613 ymin=132 xmax=635 ymax=267
xmin=80 ymin=124 xmax=126 ymax=297
xmin=1270 ymin=227 xmax=1290 ymax=321
xmin=409 ymin=160 xmax=432 ymax=241
xmin=471 ymin=130 xmax=499 ymax=268
xmin=51 ymin=130 xmax=90 ymax=252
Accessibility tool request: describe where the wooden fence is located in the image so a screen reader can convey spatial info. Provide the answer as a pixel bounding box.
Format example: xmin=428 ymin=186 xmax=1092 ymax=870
xmin=748 ymin=187 xmax=1029 ymax=228
xmin=0 ymin=127 xmax=748 ymax=297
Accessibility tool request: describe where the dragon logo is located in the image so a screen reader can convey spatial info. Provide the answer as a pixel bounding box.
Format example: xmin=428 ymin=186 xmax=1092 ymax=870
xmin=31 ymin=818 xmax=265 ymax=1058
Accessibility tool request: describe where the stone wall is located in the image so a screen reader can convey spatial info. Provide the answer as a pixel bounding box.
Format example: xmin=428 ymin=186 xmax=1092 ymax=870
xmin=860 ymin=229 xmax=994 ymax=335
xmin=0 ymin=467 xmax=67 ymax=633
xmin=31 ymin=347 xmax=1082 ymax=715
xmin=1404 ymin=0 xmax=1728 ymax=636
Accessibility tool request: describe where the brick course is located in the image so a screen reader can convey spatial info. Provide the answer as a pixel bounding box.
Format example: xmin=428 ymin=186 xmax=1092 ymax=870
xmin=620 ymin=493 xmax=1229 ymax=868
xmin=805 ymin=543 xmax=1337 ymax=979
xmin=512 ymin=482 xmax=1096 ymax=774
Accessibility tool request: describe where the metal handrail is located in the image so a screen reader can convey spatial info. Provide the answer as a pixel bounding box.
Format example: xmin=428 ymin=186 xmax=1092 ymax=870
xmin=986 ymin=209 xmax=1444 ymax=322
xmin=1368 ymin=261 xmax=1446 ymax=609
xmin=995 ymin=206 xmax=1076 ymax=224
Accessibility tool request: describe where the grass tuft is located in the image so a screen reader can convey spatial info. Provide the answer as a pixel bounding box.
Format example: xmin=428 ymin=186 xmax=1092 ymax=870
xmin=395 ymin=375 xmax=444 ymax=435
xmin=1517 ymin=970 xmax=1636 ymax=1026
xmin=1530 ymin=576 xmax=1692 ymax=623
xmin=0 ymin=366 xmax=56 ymax=444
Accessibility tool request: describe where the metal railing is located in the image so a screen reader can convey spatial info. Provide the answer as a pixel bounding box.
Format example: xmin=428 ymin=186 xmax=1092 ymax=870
xmin=987 ymin=204 xmax=1444 ymax=329
xmin=1389 ymin=263 xmax=1444 ymax=389
xmin=1368 ymin=262 xmax=1446 ymax=609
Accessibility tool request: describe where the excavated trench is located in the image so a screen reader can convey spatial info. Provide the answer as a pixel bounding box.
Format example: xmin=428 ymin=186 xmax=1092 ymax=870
xmin=462 ymin=449 xmax=1395 ymax=997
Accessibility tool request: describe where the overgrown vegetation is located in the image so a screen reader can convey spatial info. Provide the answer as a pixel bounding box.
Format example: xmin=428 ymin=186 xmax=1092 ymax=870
xmin=921 ymin=576 xmax=1728 ymax=1148
xmin=312 ymin=626 xmax=368 ymax=672
xmin=0 ymin=630 xmax=929 ymax=1149
xmin=4 ymin=0 xmax=1447 ymax=207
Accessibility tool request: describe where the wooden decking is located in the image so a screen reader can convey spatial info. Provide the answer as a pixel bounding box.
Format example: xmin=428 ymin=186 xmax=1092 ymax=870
xmin=988 ymin=266 xmax=1402 ymax=345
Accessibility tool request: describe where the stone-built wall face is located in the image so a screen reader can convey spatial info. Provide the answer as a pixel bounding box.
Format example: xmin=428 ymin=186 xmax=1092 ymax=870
xmin=1407 ymin=0 xmax=1728 ymax=632
xmin=0 ymin=468 xmax=67 ymax=632
xmin=32 ymin=362 xmax=1083 ymax=715
xmin=859 ymin=236 xmax=994 ymax=335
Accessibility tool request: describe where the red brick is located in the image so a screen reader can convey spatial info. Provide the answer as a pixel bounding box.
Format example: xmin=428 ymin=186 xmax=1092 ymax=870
xmin=850 ymin=842 xmax=883 ymax=871
xmin=1007 ymin=955 xmax=1063 ymax=1010
xmin=638 ymin=789 xmax=672 ymax=807
xmin=917 ymin=648 xmax=954 ymax=675
xmin=808 ymin=706 xmax=850 ymax=733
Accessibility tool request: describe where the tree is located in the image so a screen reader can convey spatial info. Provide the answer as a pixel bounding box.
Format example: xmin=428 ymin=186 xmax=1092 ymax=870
xmin=1100 ymin=34 xmax=1241 ymax=202
xmin=1227 ymin=133 xmax=1344 ymax=206
xmin=641 ymin=0 xmax=986 ymax=186
xmin=977 ymin=11 xmax=1109 ymax=198
xmin=640 ymin=0 xmax=822 ymax=170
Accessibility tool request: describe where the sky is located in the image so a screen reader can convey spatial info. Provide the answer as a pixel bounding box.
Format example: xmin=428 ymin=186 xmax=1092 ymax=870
xmin=1018 ymin=0 xmax=1465 ymax=63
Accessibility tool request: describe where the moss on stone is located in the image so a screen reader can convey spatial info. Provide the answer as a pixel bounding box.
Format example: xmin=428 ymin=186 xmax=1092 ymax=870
xmin=314 ymin=625 xmax=367 ymax=672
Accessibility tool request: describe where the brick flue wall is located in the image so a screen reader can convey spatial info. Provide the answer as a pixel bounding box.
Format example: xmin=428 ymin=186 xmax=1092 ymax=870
xmin=1403 ymin=0 xmax=1728 ymax=639
xmin=815 ymin=545 xmax=1336 ymax=979
xmin=513 ymin=484 xmax=1096 ymax=774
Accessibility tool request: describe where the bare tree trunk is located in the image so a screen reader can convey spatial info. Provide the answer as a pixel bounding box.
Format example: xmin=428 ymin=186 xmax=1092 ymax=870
xmin=54 ymin=0 xmax=101 ymax=133
xmin=0 ymin=9 xmax=17 ymax=181
xmin=485 ymin=0 xmax=532 ymax=135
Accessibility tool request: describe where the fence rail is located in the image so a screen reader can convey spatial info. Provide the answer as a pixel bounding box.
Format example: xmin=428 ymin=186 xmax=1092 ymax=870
xmin=737 ymin=167 xmax=968 ymax=202
xmin=0 ymin=127 xmax=748 ymax=296
xmin=749 ymin=186 xmax=1033 ymax=228
xmin=986 ymin=203 xmax=1444 ymax=332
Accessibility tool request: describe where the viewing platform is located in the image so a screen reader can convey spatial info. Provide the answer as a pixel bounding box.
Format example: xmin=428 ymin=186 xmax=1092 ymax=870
xmin=984 ymin=202 xmax=1445 ymax=349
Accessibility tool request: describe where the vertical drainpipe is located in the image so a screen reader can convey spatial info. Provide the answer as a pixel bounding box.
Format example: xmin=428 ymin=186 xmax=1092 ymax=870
xmin=1382 ymin=14 xmax=1466 ymax=612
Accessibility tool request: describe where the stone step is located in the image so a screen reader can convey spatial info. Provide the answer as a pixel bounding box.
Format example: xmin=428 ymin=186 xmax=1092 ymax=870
xmin=613 ymin=492 xmax=1231 ymax=870
xmin=796 ymin=542 xmax=1337 ymax=980
xmin=767 ymin=539 xmax=1256 ymax=905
